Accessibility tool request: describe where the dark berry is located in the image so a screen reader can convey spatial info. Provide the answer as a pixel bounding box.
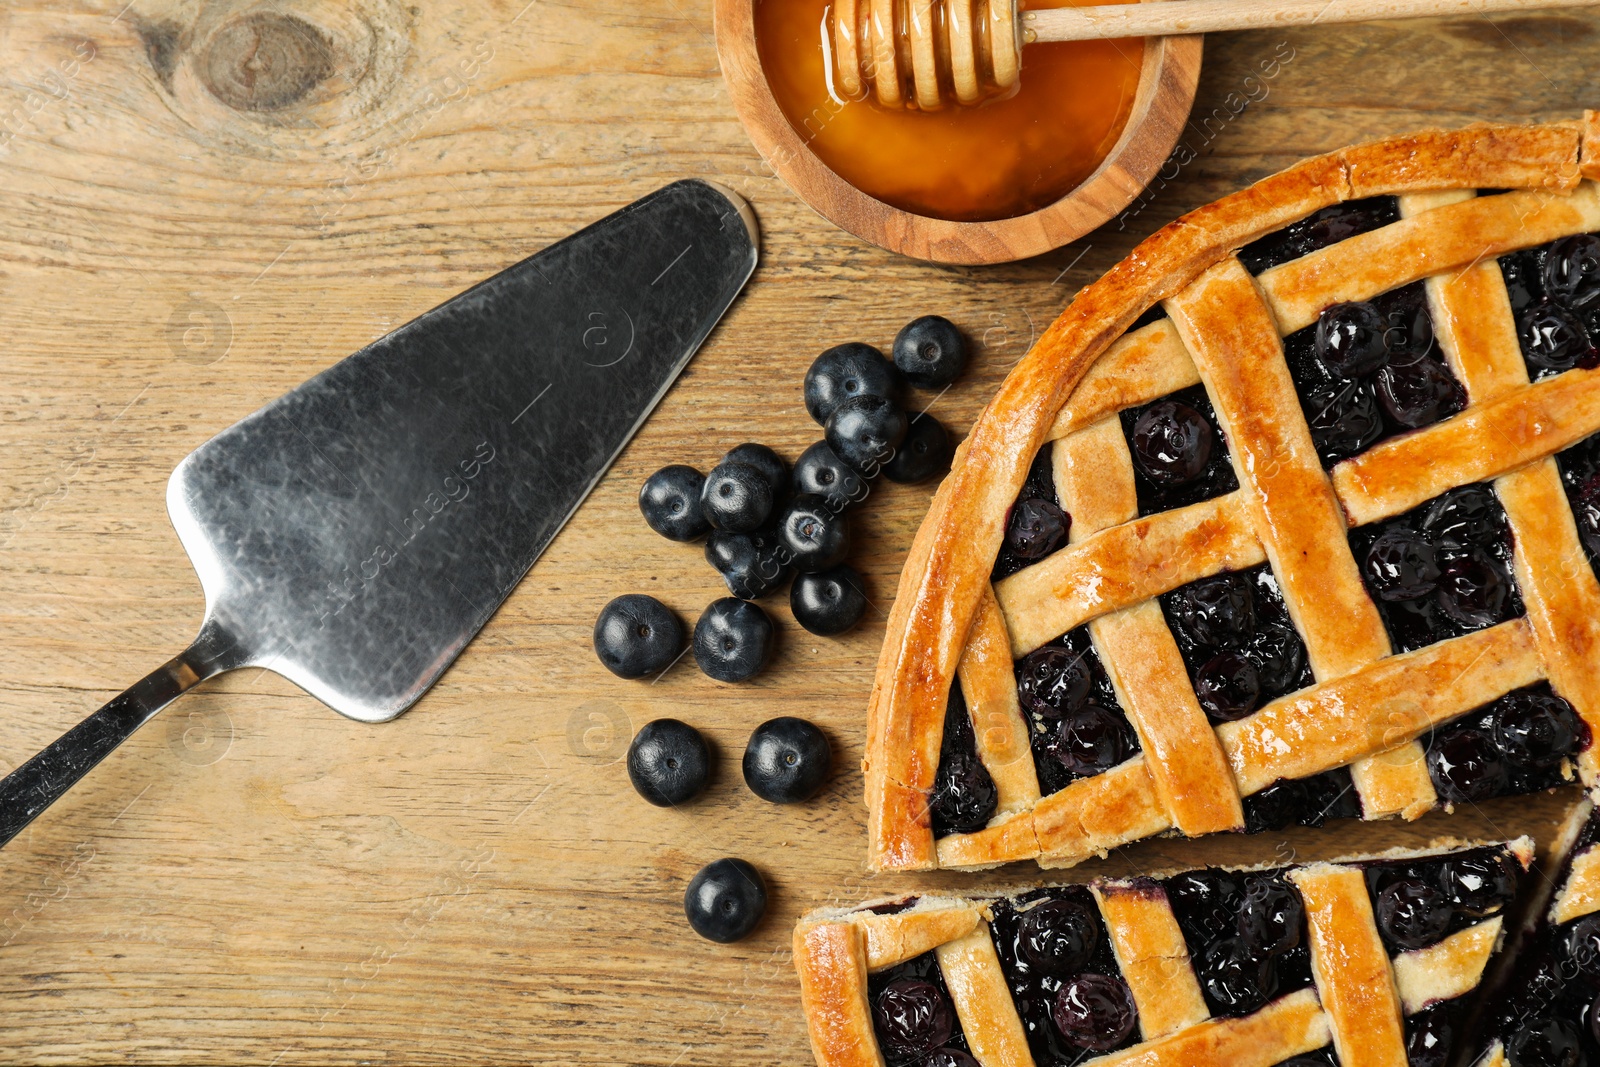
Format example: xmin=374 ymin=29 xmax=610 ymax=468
xmin=1169 ymin=572 xmax=1256 ymax=650
xmin=705 ymin=528 xmax=790 ymax=600
xmin=1198 ymin=937 xmax=1275 ymax=1015
xmin=742 ymin=716 xmax=831 ymax=803
xmin=626 ymin=718 xmax=711 ymax=806
xmin=700 ymin=461 xmax=774 ymax=533
xmin=1502 ymin=248 xmax=1544 ymax=313
xmin=1245 ymin=621 xmax=1307 ymax=697
xmin=1422 ymin=484 xmax=1506 ymax=550
xmin=1016 ymin=646 xmax=1092 ymax=716
xmin=1519 ymin=301 xmax=1595 ymax=373
xmin=1051 ymin=973 xmax=1137 ymax=1051
xmin=923 ymin=1051 xmax=979 ymax=1067
xmin=1048 ymin=703 xmax=1135 ymax=777
xmin=1237 ymin=876 xmax=1303 ymax=957
xmin=1405 ymin=1005 xmax=1453 ymax=1067
xmin=794 ymin=440 xmax=868 ymax=510
xmin=804 ymin=342 xmax=899 ymax=425
xmin=1376 ymin=877 xmax=1453 ymax=950
xmin=1428 ymin=728 xmax=1510 ymax=804
xmin=777 ymin=494 xmax=849 ymax=573
xmin=1543 ymin=233 xmax=1600 ymax=310
xmin=884 ymin=413 xmax=951 ymax=484
xmin=1315 ymin=301 xmax=1390 ymax=378
xmin=1506 ymin=1018 xmax=1584 ymax=1067
xmin=1166 ymin=870 xmax=1243 ymax=943
xmin=1294 ymin=202 xmax=1389 ymax=251
xmin=592 ymin=594 xmax=685 ymax=679
xmin=1435 ymin=545 xmax=1512 ymax=628
xmin=1018 ymin=898 xmax=1099 ymax=976
xmin=1303 ymin=377 xmax=1384 ymax=463
xmin=1592 ymin=990 xmax=1600 ymax=1050
xmin=1364 ymin=526 xmax=1441 ymax=601
xmin=790 ymin=564 xmax=868 ymax=636
xmin=692 ymin=598 xmax=775 ymax=683
xmin=1131 ymin=400 xmax=1214 ymax=484
xmin=1567 ymin=915 xmax=1600 ymax=978
xmin=1575 ymin=474 xmax=1600 ymax=559
xmin=684 ymin=858 xmax=767 ymax=942
xmin=826 ymin=394 xmax=909 ymax=474
xmin=1195 ymin=651 xmax=1262 ymax=721
xmin=1244 ymin=778 xmax=1308 ymax=833
xmin=930 ymin=749 xmax=997 ymax=834
xmin=1004 ymin=498 xmax=1070 ymax=561
xmin=1376 ymin=284 xmax=1436 ymax=360
xmin=1443 ymin=851 xmax=1518 ymax=917
xmin=639 ymin=464 xmax=711 ymax=542
xmin=873 ymin=978 xmax=952 ymax=1061
xmin=1493 ymin=689 xmax=1584 ymax=769
xmin=1375 ymin=353 xmax=1465 ymax=429
xmin=893 ymin=315 xmax=968 ymax=389
xmin=722 ymin=443 xmax=789 ymax=498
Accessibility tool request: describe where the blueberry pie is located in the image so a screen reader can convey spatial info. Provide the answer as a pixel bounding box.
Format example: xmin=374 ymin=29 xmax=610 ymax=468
xmin=794 ymin=839 xmax=1532 ymax=1066
xmin=866 ymin=114 xmax=1600 ymax=873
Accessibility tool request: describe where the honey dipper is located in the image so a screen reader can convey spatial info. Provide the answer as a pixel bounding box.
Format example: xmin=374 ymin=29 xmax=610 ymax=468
xmin=830 ymin=0 xmax=1600 ymax=108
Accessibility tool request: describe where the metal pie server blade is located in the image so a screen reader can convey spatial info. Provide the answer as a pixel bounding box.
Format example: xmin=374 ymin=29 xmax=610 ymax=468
xmin=0 ymin=179 xmax=758 ymax=846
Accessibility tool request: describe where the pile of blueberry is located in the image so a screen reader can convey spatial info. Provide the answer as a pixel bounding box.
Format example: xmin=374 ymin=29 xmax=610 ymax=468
xmin=591 ymin=315 xmax=968 ymax=687
xmin=1501 ymin=232 xmax=1600 ymax=377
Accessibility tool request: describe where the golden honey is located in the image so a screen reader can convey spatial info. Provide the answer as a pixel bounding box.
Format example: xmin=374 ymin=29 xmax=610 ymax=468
xmin=753 ymin=0 xmax=1144 ymax=223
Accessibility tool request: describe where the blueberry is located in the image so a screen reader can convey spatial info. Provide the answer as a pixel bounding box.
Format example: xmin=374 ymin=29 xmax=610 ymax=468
xmin=1519 ymin=301 xmax=1595 ymax=373
xmin=1047 ymin=702 xmax=1135 ymax=777
xmin=1364 ymin=526 xmax=1441 ymax=601
xmin=1376 ymin=877 xmax=1453 ymax=949
xmin=1316 ymin=301 xmax=1390 ymax=378
xmin=1052 ymin=973 xmax=1136 ymax=1051
xmin=1435 ymin=545 xmax=1512 ymax=629
xmin=791 ymin=564 xmax=868 ymax=636
xmin=705 ymin=528 xmax=790 ymax=600
xmin=1576 ymin=474 xmax=1600 ymax=559
xmin=1428 ymin=728 xmax=1510 ymax=804
xmin=1168 ymin=572 xmax=1256 ymax=650
xmin=1493 ymin=689 xmax=1584 ymax=769
xmin=923 ymin=1051 xmax=979 ymax=1067
xmin=929 ymin=749 xmax=997 ymax=834
xmin=1198 ymin=936 xmax=1275 ymax=1015
xmin=826 ymin=394 xmax=909 ymax=474
xmin=1018 ymin=898 xmax=1099 ymax=976
xmin=794 ymin=440 xmax=869 ymax=509
xmin=626 ymin=718 xmax=711 ymax=806
xmin=884 ymin=413 xmax=951 ymax=484
xmin=1165 ymin=870 xmax=1243 ymax=944
xmin=592 ymin=594 xmax=685 ymax=679
xmin=683 ymin=858 xmax=766 ymax=942
xmin=1243 ymin=778 xmax=1309 ymax=833
xmin=1377 ymin=284 xmax=1436 ymax=360
xmin=700 ymin=461 xmax=774 ymax=533
xmin=743 ymin=716 xmax=831 ymax=803
xmin=873 ymin=978 xmax=953 ymax=1062
xmin=1375 ymin=353 xmax=1465 ymax=429
xmin=1405 ymin=1005 xmax=1454 ymax=1067
xmin=1567 ymin=915 xmax=1600 ymax=978
xmin=721 ymin=443 xmax=790 ymax=498
xmin=804 ymin=342 xmax=900 ymax=425
xmin=1131 ymin=400 xmax=1214 ymax=484
xmin=1237 ymin=876 xmax=1302 ymax=957
xmin=1244 ymin=621 xmax=1307 ymax=697
xmin=1195 ymin=650 xmax=1262 ymax=721
xmin=1543 ymin=233 xmax=1600 ymax=310
xmin=1004 ymin=498 xmax=1069 ymax=561
xmin=1442 ymin=851 xmax=1518 ymax=917
xmin=1502 ymin=247 xmax=1545 ymax=314
xmin=893 ymin=315 xmax=967 ymax=389
xmin=777 ymin=493 xmax=849 ymax=573
xmin=693 ymin=598 xmax=775 ymax=683
xmin=1015 ymin=646 xmax=1092 ymax=716
xmin=1303 ymin=377 xmax=1384 ymax=464
xmin=1506 ymin=1018 xmax=1584 ymax=1067
xmin=1422 ymin=484 xmax=1506 ymax=550
xmin=638 ymin=464 xmax=710 ymax=542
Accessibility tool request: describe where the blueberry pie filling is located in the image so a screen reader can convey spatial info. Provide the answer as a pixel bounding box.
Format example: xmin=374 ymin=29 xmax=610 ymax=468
xmin=1239 ymin=196 xmax=1402 ymax=275
xmin=1119 ymin=385 xmax=1239 ymax=515
xmin=1011 ymin=628 xmax=1141 ymax=798
xmin=1557 ymin=430 xmax=1600 ymax=580
xmin=994 ymin=448 xmax=1071 ymax=581
xmin=1499 ymin=232 xmax=1600 ymax=381
xmin=868 ymin=951 xmax=972 ymax=1066
xmin=930 ymin=688 xmax=1000 ymax=838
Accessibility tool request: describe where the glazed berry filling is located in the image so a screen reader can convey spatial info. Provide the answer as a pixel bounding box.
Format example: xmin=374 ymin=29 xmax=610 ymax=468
xmin=1281 ymin=281 xmax=1465 ymax=469
xmin=930 ymin=687 xmax=999 ymax=838
xmin=1348 ymin=482 xmax=1524 ymax=653
xmin=1556 ymin=430 xmax=1600 ymax=581
xmin=1277 ymin=1050 xmax=1339 ymax=1067
xmin=1163 ymin=868 xmax=1313 ymax=1017
xmin=990 ymin=887 xmax=1139 ymax=1064
xmin=1405 ymin=1000 xmax=1464 ymax=1067
xmin=1498 ymin=233 xmax=1600 ymax=380
xmin=1421 ymin=682 xmax=1588 ymax=807
xmin=868 ymin=950 xmax=972 ymax=1066
xmin=1159 ymin=563 xmax=1315 ymax=725
xmin=1013 ymin=628 xmax=1142 ymax=798
xmin=1119 ymin=384 xmax=1240 ymax=515
xmin=994 ymin=448 xmax=1071 ymax=581
xmin=1360 ymin=846 xmax=1519 ymax=953
xmin=1242 ymin=769 xmax=1362 ymax=834
xmin=1239 ymin=196 xmax=1402 ymax=275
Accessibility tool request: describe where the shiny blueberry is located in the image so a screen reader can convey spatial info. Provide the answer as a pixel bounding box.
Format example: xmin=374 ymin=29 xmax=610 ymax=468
xmin=1169 ymin=572 xmax=1256 ymax=649
xmin=1519 ymin=301 xmax=1595 ymax=373
xmin=1018 ymin=898 xmax=1100 ymax=976
xmin=794 ymin=440 xmax=868 ymax=510
xmin=1506 ymin=1018 xmax=1585 ymax=1067
xmin=722 ymin=443 xmax=789 ymax=498
xmin=791 ymin=564 xmax=868 ymax=636
xmin=705 ymin=528 xmax=790 ymax=600
xmin=930 ymin=749 xmax=997 ymax=834
xmin=1422 ymin=484 xmax=1506 ymax=550
xmin=1566 ymin=914 xmax=1600 ymax=978
xmin=701 ymin=461 xmax=774 ymax=534
xmin=777 ymin=493 xmax=849 ymax=573
xmin=1544 ymin=233 xmax=1600 ymax=310
xmin=1199 ymin=936 xmax=1276 ymax=1015
xmin=1049 ymin=703 xmax=1134 ymax=776
xmin=893 ymin=315 xmax=968 ymax=389
xmin=1005 ymin=498 xmax=1070 ymax=561
xmin=1493 ymin=689 xmax=1584 ymax=769
xmin=692 ymin=598 xmax=775 ymax=683
xmin=684 ymin=858 xmax=766 ymax=942
xmin=1131 ymin=400 xmax=1214 ymax=484
xmin=743 ymin=716 xmax=831 ymax=803
xmin=1575 ymin=474 xmax=1600 ymax=559
xmin=1316 ymin=301 xmax=1390 ymax=378
xmin=1166 ymin=870 xmax=1243 ymax=942
xmin=1244 ymin=621 xmax=1306 ymax=696
xmin=1375 ymin=352 xmax=1465 ymax=429
xmin=1051 ymin=973 xmax=1137 ymax=1050
xmin=826 ymin=394 xmax=909 ymax=474
xmin=1405 ymin=1005 xmax=1454 ymax=1067
xmin=873 ymin=978 xmax=953 ymax=1061
xmin=593 ymin=594 xmax=685 ymax=679
xmin=1244 ymin=778 xmax=1309 ymax=833
xmin=1364 ymin=526 xmax=1441 ymax=601
xmin=639 ymin=464 xmax=711 ymax=542
xmin=1016 ymin=646 xmax=1092 ymax=716
xmin=1436 ymin=545 xmax=1512 ymax=628
xmin=1303 ymin=377 xmax=1384 ymax=463
xmin=1376 ymin=877 xmax=1454 ymax=950
xmin=626 ymin=718 xmax=710 ymax=806
xmin=804 ymin=342 xmax=900 ymax=425
xmin=1195 ymin=651 xmax=1262 ymax=721
xmin=1237 ymin=876 xmax=1303 ymax=957
xmin=884 ymin=413 xmax=951 ymax=484
xmin=1443 ymin=851 xmax=1518 ymax=917
xmin=923 ymin=1051 xmax=979 ymax=1067
xmin=1428 ymin=728 xmax=1510 ymax=804
xmin=1502 ymin=248 xmax=1545 ymax=314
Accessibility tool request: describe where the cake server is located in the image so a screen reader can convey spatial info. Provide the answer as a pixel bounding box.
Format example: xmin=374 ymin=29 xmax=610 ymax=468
xmin=0 ymin=178 xmax=758 ymax=846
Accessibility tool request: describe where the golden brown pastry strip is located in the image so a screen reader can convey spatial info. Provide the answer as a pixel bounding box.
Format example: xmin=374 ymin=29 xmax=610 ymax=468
xmin=1090 ymin=987 xmax=1329 ymax=1067
xmin=855 ymin=904 xmax=983 ymax=972
xmin=1046 ymin=321 xmax=1199 ymax=441
xmin=794 ymin=921 xmax=884 ymax=1067
xmin=1390 ymin=917 xmax=1503 ymax=1016
xmin=1291 ymin=865 xmax=1407 ymax=1067
xmin=935 ymin=922 xmax=1037 ymax=1067
xmin=958 ymin=588 xmax=1042 ymax=817
xmin=1093 ymin=882 xmax=1210 ymax=1040
xmin=1553 ymin=846 xmax=1600 ymax=926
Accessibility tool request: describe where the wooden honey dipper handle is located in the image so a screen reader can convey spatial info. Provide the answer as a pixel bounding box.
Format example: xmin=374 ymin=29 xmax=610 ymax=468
xmin=1027 ymin=0 xmax=1600 ymax=43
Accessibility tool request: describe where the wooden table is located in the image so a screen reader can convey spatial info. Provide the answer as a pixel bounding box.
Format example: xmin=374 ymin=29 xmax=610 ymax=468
xmin=0 ymin=1 xmax=1595 ymax=1061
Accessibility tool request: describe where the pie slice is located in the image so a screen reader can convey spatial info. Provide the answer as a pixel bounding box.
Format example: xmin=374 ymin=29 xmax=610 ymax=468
xmin=866 ymin=112 xmax=1600 ymax=873
xmin=794 ymin=839 xmax=1533 ymax=1067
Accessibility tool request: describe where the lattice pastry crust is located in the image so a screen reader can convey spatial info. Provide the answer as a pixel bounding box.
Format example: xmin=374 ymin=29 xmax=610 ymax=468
xmin=866 ymin=112 xmax=1600 ymax=873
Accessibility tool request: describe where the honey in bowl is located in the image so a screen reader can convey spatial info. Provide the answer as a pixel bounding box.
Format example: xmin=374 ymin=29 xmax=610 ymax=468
xmin=752 ymin=0 xmax=1145 ymax=223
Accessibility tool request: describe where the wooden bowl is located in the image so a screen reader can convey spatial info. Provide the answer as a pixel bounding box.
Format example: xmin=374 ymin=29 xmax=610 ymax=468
xmin=713 ymin=2 xmax=1202 ymax=265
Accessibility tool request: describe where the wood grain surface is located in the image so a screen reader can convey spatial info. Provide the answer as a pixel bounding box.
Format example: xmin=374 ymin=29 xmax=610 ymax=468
xmin=0 ymin=1 xmax=1595 ymax=1062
